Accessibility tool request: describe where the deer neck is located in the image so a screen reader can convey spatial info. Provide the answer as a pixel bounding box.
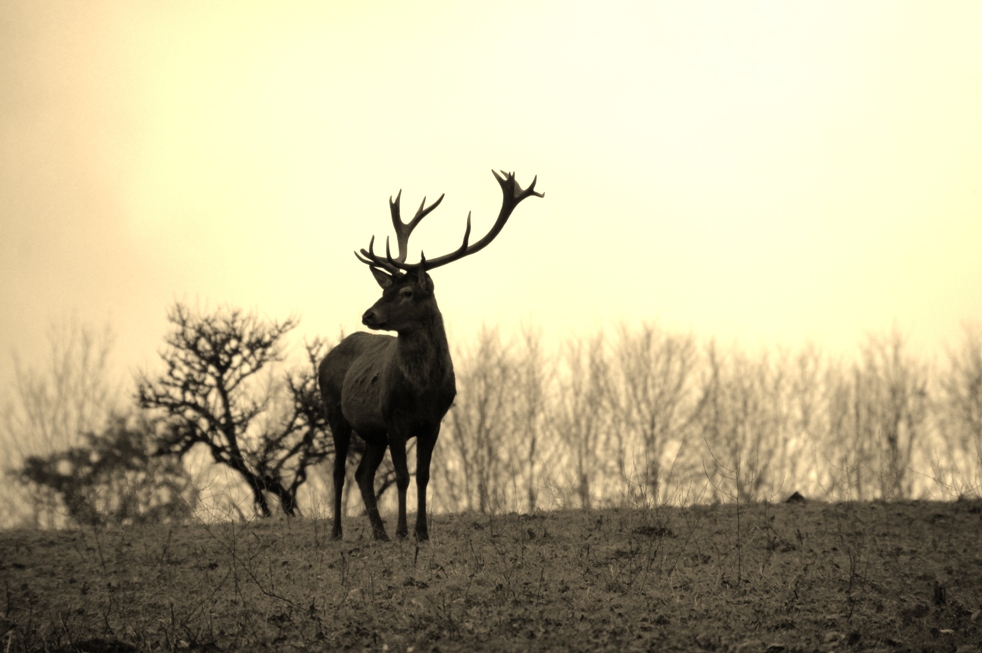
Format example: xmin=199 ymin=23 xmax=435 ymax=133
xmin=395 ymin=310 xmax=453 ymax=391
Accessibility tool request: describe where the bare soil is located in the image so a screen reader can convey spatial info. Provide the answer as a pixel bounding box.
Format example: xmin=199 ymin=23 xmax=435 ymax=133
xmin=2 ymin=500 xmax=981 ymax=652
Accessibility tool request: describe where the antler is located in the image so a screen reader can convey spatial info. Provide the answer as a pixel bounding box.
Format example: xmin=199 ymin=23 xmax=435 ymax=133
xmin=355 ymin=170 xmax=544 ymax=274
xmin=355 ymin=191 xmax=445 ymax=274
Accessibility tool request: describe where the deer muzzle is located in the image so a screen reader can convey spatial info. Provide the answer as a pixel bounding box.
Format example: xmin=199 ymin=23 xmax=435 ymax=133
xmin=362 ymin=307 xmax=385 ymax=330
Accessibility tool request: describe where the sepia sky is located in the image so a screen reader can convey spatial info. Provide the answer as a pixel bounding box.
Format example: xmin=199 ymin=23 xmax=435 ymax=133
xmin=2 ymin=1 xmax=981 ymax=392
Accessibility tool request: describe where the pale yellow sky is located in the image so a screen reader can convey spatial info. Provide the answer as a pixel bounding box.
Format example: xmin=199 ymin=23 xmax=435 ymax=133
xmin=2 ymin=1 xmax=981 ymax=391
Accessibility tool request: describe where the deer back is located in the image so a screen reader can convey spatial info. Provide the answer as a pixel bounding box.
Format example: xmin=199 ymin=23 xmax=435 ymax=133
xmin=319 ymin=332 xmax=389 ymax=439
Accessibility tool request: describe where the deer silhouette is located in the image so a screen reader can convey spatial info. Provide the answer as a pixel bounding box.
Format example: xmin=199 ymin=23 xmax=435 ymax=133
xmin=319 ymin=170 xmax=543 ymax=541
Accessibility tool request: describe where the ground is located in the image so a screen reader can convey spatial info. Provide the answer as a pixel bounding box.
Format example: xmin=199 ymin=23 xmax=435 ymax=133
xmin=2 ymin=500 xmax=981 ymax=652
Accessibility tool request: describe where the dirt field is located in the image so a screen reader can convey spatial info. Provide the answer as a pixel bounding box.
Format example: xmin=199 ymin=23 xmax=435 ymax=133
xmin=2 ymin=499 xmax=981 ymax=652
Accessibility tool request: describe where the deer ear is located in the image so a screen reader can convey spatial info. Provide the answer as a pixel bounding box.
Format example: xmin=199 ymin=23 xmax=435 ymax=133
xmin=370 ymin=266 xmax=393 ymax=289
xmin=416 ymin=266 xmax=434 ymax=292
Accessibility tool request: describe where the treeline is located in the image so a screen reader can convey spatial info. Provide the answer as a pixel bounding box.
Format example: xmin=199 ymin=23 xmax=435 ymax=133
xmin=2 ymin=305 xmax=980 ymax=529
xmin=434 ymin=322 xmax=981 ymax=513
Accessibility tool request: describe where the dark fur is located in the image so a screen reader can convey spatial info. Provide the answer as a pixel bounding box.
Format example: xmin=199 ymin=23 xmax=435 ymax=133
xmin=318 ymin=269 xmax=455 ymax=541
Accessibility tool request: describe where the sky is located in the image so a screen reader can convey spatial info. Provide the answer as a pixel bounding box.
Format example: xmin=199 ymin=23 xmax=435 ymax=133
xmin=2 ymin=1 xmax=982 ymax=394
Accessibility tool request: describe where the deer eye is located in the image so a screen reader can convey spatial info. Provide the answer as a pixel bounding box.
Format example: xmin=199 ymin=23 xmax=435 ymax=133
xmin=400 ymin=288 xmax=414 ymax=300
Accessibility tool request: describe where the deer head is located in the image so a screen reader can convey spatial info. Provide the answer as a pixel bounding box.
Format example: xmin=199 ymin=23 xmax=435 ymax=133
xmin=360 ymin=266 xmax=438 ymax=333
xmin=356 ymin=170 xmax=544 ymax=334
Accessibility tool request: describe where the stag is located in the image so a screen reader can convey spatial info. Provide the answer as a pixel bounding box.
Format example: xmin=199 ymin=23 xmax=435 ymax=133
xmin=319 ymin=170 xmax=543 ymax=541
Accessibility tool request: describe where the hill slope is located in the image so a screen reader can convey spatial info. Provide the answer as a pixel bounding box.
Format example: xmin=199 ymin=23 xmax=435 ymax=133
xmin=2 ymin=500 xmax=981 ymax=652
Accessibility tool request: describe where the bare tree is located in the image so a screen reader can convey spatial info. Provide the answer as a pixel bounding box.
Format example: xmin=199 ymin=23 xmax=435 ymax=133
xmin=551 ymin=332 xmax=611 ymax=509
xmin=817 ymin=331 xmax=928 ymax=500
xmin=784 ymin=345 xmax=825 ymax=493
xmin=440 ymin=324 xmax=552 ymax=515
xmin=819 ymin=358 xmax=876 ymax=500
xmin=937 ymin=322 xmax=982 ymax=494
xmin=694 ymin=342 xmax=790 ymax=503
xmin=1 ymin=317 xmax=119 ymax=528
xmin=610 ymin=323 xmax=697 ymax=505
xmin=509 ymin=323 xmax=550 ymax=512
xmin=137 ymin=303 xmax=330 ymax=518
xmin=258 ymin=337 xmax=336 ymax=515
xmin=858 ymin=330 xmax=928 ymax=500
xmin=444 ymin=325 xmax=516 ymax=514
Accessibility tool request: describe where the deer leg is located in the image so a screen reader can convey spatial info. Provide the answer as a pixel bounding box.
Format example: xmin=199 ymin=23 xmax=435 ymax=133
xmin=329 ymin=419 xmax=351 ymax=541
xmin=355 ymin=441 xmax=390 ymax=541
xmin=413 ymin=428 xmax=439 ymax=541
xmin=388 ymin=436 xmax=411 ymax=539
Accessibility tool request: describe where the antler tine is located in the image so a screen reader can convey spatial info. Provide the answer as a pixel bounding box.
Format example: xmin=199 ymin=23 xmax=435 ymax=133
xmin=384 ymin=190 xmax=445 ymax=267
xmin=353 ymin=235 xmax=377 ymax=265
xmin=493 ymin=169 xmax=545 ymax=201
xmin=386 ymin=190 xmax=408 ymax=265
xmin=424 ymin=211 xmax=473 ymax=267
xmin=411 ymin=194 xmax=445 ymax=224
xmin=355 ymin=235 xmax=402 ymax=274
xmin=420 ymin=170 xmax=543 ymax=271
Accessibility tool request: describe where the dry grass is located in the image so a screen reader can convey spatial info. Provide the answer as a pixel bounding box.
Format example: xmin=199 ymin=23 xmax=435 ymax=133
xmin=2 ymin=499 xmax=981 ymax=652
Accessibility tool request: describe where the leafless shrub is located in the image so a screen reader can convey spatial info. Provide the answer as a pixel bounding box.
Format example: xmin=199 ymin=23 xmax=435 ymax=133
xmin=14 ymin=412 xmax=198 ymax=526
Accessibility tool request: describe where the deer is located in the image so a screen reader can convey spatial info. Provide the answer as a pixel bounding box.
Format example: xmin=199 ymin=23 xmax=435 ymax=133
xmin=318 ymin=170 xmax=543 ymax=541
